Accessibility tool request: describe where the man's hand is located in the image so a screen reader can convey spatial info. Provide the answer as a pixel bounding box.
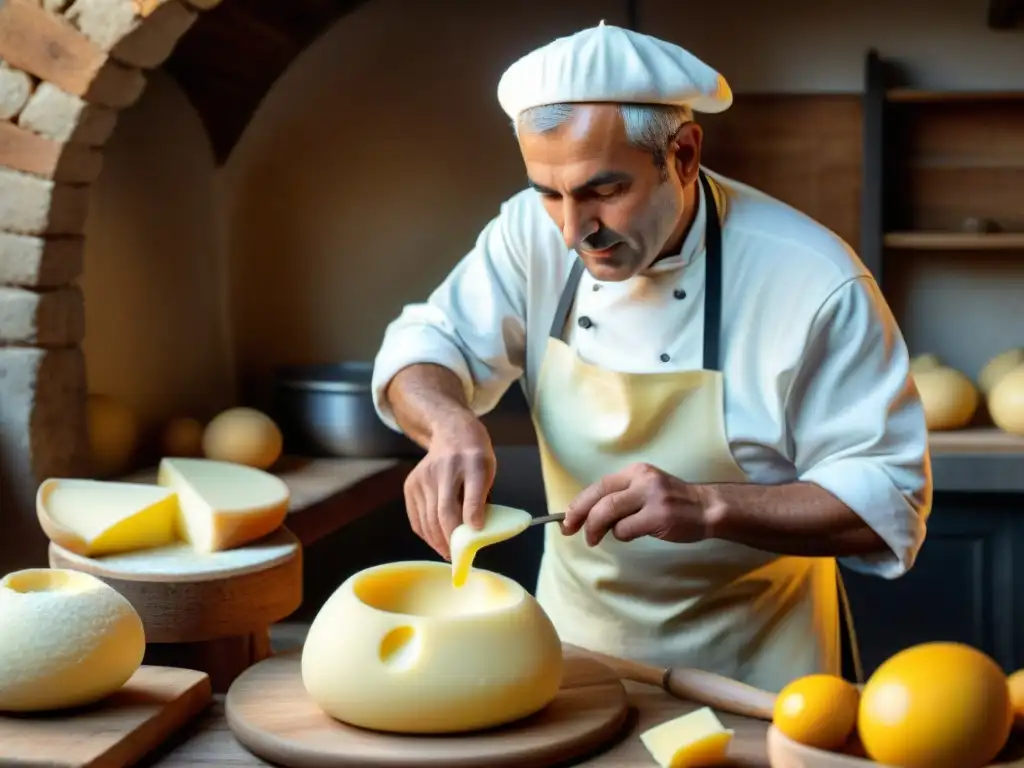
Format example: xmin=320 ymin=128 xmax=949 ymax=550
xmin=562 ymin=463 xmax=716 ymax=547
xmin=403 ymin=414 xmax=496 ymax=560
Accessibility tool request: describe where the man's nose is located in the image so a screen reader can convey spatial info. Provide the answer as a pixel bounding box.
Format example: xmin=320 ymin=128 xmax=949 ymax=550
xmin=561 ymin=200 xmax=597 ymax=250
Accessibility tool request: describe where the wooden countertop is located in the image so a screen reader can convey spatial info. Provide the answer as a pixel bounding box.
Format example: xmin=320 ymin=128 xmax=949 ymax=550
xmin=147 ymin=660 xmax=771 ymax=767
xmin=147 ymin=623 xmax=772 ymax=766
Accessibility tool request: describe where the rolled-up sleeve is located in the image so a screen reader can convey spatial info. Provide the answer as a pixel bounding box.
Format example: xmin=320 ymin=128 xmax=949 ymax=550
xmin=787 ymin=275 xmax=932 ymax=578
xmin=371 ymin=202 xmax=530 ymax=433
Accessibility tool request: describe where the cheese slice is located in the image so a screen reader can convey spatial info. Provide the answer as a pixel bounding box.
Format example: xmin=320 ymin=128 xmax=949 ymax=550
xmin=640 ymin=707 xmax=735 ymax=767
xmin=449 ymin=504 xmax=533 ymax=587
xmin=157 ymin=457 xmax=289 ymax=552
xmin=36 ymin=478 xmax=178 ymax=557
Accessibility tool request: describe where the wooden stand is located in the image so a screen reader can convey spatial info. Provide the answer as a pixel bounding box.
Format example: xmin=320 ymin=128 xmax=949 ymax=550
xmin=49 ymin=527 xmax=303 ymax=693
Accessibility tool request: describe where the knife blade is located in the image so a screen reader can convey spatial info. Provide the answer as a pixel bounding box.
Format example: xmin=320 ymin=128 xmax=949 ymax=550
xmin=529 ymin=512 xmax=566 ymax=527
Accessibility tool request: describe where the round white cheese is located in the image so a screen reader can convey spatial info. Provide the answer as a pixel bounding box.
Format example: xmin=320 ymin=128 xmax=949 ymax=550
xmin=202 ymin=407 xmax=282 ymax=470
xmin=0 ymin=568 xmax=145 ymax=712
xmin=912 ymin=366 xmax=979 ymax=431
xmin=989 ymin=364 xmax=1024 ymax=436
xmin=980 ymin=348 xmax=1024 ymax=395
xmin=301 ymin=561 xmax=563 ymax=733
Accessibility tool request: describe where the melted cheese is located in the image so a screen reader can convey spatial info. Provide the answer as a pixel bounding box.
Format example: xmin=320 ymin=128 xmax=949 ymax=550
xmin=157 ymin=457 xmax=289 ymax=552
xmin=449 ymin=504 xmax=533 ymax=587
xmin=36 ymin=478 xmax=178 ymax=557
xmin=0 ymin=568 xmax=145 ymax=712
xmin=301 ymin=560 xmax=563 ymax=733
xmin=640 ymin=707 xmax=735 ymax=767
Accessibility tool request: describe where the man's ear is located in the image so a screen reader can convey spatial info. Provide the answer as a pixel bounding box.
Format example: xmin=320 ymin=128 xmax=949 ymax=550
xmin=672 ymin=121 xmax=703 ymax=185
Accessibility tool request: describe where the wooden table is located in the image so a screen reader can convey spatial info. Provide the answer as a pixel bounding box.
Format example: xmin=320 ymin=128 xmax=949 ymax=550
xmin=144 ymin=672 xmax=772 ymax=767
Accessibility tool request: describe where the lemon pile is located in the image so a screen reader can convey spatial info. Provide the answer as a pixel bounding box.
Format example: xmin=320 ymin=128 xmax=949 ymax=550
xmin=773 ymin=642 xmax=1017 ymax=768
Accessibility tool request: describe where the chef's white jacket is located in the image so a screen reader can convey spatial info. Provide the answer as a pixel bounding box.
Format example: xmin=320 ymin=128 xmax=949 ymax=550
xmin=372 ymin=168 xmax=932 ymax=579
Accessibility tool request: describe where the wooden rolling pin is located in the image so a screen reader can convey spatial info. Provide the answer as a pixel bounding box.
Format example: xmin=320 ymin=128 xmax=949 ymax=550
xmin=566 ymin=644 xmax=777 ymax=721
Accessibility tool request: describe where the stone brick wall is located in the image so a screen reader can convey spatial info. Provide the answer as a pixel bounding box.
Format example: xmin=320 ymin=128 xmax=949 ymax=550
xmin=0 ymin=0 xmax=222 ymax=571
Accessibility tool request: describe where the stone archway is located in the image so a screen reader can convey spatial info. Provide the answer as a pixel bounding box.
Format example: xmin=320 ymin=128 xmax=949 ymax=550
xmin=0 ymin=0 xmax=362 ymax=570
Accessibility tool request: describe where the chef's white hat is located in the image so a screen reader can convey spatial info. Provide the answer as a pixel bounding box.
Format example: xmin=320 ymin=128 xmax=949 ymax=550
xmin=497 ymin=21 xmax=732 ymax=120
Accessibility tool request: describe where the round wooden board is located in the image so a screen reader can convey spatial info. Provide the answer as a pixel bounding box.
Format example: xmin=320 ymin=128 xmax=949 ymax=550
xmin=225 ymin=646 xmax=632 ymax=768
xmin=48 ymin=527 xmax=300 ymax=582
xmin=49 ymin=527 xmax=303 ymax=643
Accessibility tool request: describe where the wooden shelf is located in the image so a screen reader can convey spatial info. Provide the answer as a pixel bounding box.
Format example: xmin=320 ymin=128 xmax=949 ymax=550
xmin=929 ymin=428 xmax=1024 ymax=455
xmin=887 ymin=89 xmax=1024 ymax=103
xmin=884 ymin=232 xmax=1024 ymax=250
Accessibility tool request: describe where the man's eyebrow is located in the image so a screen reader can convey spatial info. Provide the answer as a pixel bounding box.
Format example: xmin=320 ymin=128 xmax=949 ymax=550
xmin=527 ymin=171 xmax=633 ymax=196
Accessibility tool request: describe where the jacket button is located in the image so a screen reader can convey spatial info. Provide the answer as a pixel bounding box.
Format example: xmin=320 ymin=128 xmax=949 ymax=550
xmin=578 ymin=316 xmax=593 ymax=329
xmin=673 ymin=288 xmax=687 ymax=299
xmin=660 ymin=353 xmax=670 ymax=362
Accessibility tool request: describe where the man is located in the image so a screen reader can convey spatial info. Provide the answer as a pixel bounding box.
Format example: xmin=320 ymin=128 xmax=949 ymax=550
xmin=371 ymin=22 xmax=931 ymax=691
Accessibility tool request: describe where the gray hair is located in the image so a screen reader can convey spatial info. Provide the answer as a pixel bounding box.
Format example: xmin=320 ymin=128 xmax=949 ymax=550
xmin=515 ymin=103 xmax=693 ymax=176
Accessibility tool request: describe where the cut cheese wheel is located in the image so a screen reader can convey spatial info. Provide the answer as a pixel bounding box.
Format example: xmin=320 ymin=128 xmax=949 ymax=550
xmin=36 ymin=478 xmax=178 ymax=557
xmin=301 ymin=560 xmax=563 ymax=733
xmin=449 ymin=504 xmax=533 ymax=587
xmin=640 ymin=707 xmax=735 ymax=767
xmin=157 ymin=457 xmax=289 ymax=553
xmin=0 ymin=568 xmax=145 ymax=712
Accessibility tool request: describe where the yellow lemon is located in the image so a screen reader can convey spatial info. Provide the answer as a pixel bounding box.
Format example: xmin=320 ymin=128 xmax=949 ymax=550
xmin=1007 ymin=668 xmax=1024 ymax=718
xmin=858 ymin=642 xmax=1012 ymax=768
xmin=773 ymin=674 xmax=859 ymax=750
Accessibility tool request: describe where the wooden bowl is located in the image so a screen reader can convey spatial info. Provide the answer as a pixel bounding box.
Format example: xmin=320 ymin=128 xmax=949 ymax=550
xmin=767 ymin=724 xmax=1024 ymax=768
xmin=767 ymin=727 xmax=871 ymax=768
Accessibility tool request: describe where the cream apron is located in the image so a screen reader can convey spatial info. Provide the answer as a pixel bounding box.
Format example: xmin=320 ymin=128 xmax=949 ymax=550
xmin=531 ymin=171 xmax=861 ymax=693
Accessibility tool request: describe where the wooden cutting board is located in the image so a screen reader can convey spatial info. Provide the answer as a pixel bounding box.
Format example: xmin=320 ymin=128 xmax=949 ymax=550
xmin=225 ymin=645 xmax=632 ymax=767
xmin=0 ymin=665 xmax=212 ymax=768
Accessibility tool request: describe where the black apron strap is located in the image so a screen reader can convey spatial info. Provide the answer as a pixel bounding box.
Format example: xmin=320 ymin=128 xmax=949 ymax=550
xmin=698 ymin=171 xmax=723 ymax=372
xmin=548 ymin=258 xmax=586 ymax=339
xmin=548 ymin=169 xmax=724 ymax=374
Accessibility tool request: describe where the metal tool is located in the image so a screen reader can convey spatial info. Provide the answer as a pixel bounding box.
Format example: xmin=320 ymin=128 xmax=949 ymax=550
xmin=529 ymin=512 xmax=566 ymax=527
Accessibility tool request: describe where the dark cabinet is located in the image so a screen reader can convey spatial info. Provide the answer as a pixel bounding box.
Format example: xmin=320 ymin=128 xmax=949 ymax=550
xmin=842 ymin=492 xmax=1024 ymax=676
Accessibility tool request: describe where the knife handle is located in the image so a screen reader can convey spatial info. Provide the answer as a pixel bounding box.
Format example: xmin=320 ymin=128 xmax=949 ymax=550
xmin=662 ymin=667 xmax=776 ymax=721
xmin=579 ymin=646 xmax=776 ymax=721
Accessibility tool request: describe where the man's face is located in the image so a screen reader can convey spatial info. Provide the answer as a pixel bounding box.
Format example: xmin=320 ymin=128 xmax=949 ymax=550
xmin=519 ymin=104 xmax=701 ymax=282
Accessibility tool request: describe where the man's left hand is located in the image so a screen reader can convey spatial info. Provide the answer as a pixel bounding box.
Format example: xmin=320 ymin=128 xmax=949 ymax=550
xmin=561 ymin=463 xmax=716 ymax=547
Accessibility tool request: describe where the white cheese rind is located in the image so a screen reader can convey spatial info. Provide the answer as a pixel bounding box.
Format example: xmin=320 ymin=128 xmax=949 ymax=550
xmin=0 ymin=568 xmax=145 ymax=711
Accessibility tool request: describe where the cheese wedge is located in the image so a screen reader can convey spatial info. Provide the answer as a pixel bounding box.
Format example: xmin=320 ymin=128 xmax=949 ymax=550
xmin=36 ymin=478 xmax=178 ymax=557
xmin=157 ymin=457 xmax=289 ymax=552
xmin=449 ymin=504 xmax=533 ymax=587
xmin=640 ymin=707 xmax=735 ymax=767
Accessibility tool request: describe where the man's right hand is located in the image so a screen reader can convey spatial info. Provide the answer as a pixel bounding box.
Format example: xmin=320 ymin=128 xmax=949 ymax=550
xmin=403 ymin=414 xmax=496 ymax=560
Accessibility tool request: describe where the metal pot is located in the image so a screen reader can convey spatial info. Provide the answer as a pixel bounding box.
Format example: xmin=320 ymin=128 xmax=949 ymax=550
xmin=273 ymin=362 xmax=423 ymax=459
